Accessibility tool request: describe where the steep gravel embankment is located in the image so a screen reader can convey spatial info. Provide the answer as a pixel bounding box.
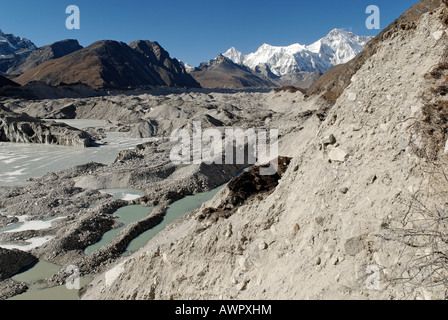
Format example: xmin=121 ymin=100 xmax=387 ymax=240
xmin=83 ymin=4 xmax=448 ymax=300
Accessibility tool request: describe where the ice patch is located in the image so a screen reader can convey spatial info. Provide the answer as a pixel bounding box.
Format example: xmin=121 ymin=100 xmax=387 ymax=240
xmin=100 ymin=189 xmax=144 ymax=201
xmin=122 ymin=194 xmax=143 ymax=201
xmin=0 ymin=236 xmax=54 ymax=251
xmin=0 ymin=216 xmax=65 ymax=234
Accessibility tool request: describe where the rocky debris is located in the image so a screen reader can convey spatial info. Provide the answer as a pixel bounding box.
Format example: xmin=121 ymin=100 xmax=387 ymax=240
xmin=0 ymin=215 xmax=18 ymax=228
xmin=339 ymin=187 xmax=349 ymax=194
xmin=322 ymin=134 xmax=336 ymax=146
xmin=0 ymin=279 xmax=28 ymax=300
xmin=0 ymin=104 xmax=92 ymax=147
xmin=0 ymin=248 xmax=37 ymax=280
xmin=0 ymin=81 xmax=102 ymax=100
xmin=48 ymin=206 xmax=168 ymax=286
xmin=33 ymin=200 xmax=127 ymax=264
xmin=81 ymin=1 xmax=448 ymax=301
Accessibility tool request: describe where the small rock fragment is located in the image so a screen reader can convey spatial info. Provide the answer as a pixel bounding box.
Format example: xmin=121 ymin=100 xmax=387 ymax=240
xmin=328 ymin=148 xmax=350 ymax=162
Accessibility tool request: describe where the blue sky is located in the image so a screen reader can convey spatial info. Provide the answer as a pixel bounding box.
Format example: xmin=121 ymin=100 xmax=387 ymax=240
xmin=0 ymin=0 xmax=419 ymax=66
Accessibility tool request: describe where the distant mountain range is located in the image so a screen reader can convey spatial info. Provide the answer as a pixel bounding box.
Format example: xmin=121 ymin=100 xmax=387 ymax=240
xmin=1 ymin=39 xmax=83 ymax=77
xmin=220 ymin=29 xmax=371 ymax=88
xmin=0 ymin=28 xmax=370 ymax=91
xmin=12 ymin=40 xmax=200 ymax=89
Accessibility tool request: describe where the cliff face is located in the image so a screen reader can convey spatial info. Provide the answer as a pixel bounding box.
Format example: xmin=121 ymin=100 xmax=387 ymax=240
xmin=0 ymin=105 xmax=92 ymax=147
xmin=82 ymin=2 xmax=448 ymax=300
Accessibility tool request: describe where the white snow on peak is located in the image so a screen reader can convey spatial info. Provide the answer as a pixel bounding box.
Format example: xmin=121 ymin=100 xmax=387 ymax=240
xmin=223 ymin=47 xmax=245 ymax=65
xmin=179 ymin=60 xmax=196 ymax=72
xmin=223 ymin=28 xmax=371 ymax=77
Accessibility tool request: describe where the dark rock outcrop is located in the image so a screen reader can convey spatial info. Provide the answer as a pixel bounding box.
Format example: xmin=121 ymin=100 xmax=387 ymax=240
xmin=0 ymin=75 xmax=19 ymax=88
xmin=198 ymin=156 xmax=292 ymax=221
xmin=0 ymin=248 xmax=37 ymax=280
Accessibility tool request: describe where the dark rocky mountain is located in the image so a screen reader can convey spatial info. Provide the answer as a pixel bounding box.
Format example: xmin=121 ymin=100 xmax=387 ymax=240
xmin=129 ymin=40 xmax=200 ymax=88
xmin=15 ymin=40 xmax=201 ymax=89
xmin=0 ymin=74 xmax=19 ymax=88
xmin=189 ymin=54 xmax=276 ymax=89
xmin=0 ymin=50 xmax=32 ymax=75
xmin=0 ymin=29 xmax=36 ymax=56
xmin=2 ymin=39 xmax=83 ymax=77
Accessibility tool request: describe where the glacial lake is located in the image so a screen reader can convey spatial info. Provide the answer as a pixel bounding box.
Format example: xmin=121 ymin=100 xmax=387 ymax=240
xmin=6 ymin=184 xmax=226 ymax=300
xmin=1 ymin=118 xmax=230 ymax=300
xmin=0 ymin=119 xmax=157 ymax=187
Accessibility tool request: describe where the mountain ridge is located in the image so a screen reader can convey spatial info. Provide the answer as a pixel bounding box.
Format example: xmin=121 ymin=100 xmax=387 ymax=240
xmin=0 ymin=29 xmax=36 ymax=56
xmin=14 ymin=40 xmax=201 ymax=89
xmin=222 ymin=28 xmax=371 ymax=88
xmin=189 ymin=54 xmax=276 ymax=89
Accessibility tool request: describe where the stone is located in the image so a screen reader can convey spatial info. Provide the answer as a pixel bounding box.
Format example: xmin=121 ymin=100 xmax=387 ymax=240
xmin=398 ymin=141 xmax=407 ymax=151
xmin=328 ymin=148 xmax=350 ymax=162
xmin=344 ymin=236 xmax=365 ymax=256
xmin=432 ymin=30 xmax=443 ymax=41
xmin=238 ymin=257 xmax=250 ymax=271
xmin=340 ymin=187 xmax=349 ymax=194
xmin=347 ymin=92 xmax=357 ymax=101
xmin=322 ymin=134 xmax=336 ymax=146
xmin=258 ymin=242 xmax=268 ymax=250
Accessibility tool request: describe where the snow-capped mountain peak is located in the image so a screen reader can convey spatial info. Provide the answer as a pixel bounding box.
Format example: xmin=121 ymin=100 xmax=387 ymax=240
xmin=223 ymin=28 xmax=371 ymax=77
xmin=0 ymin=29 xmax=37 ymax=56
xmin=179 ymin=60 xmax=197 ymax=73
xmin=223 ymin=47 xmax=245 ymax=65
